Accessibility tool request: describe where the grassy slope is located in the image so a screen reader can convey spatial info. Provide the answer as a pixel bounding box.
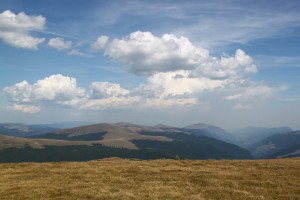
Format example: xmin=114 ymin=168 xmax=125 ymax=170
xmin=0 ymin=134 xmax=99 ymax=149
xmin=0 ymin=158 xmax=299 ymax=200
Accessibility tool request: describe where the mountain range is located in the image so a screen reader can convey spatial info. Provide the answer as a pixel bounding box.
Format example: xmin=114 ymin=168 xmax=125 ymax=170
xmin=0 ymin=122 xmax=299 ymax=162
xmin=0 ymin=122 xmax=252 ymax=162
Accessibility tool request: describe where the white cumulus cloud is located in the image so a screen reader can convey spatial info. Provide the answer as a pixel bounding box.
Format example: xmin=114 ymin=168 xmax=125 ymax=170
xmin=90 ymin=82 xmax=129 ymax=99
xmin=0 ymin=10 xmax=45 ymax=49
xmin=105 ymin=31 xmax=257 ymax=79
xmin=48 ymin=37 xmax=72 ymax=50
xmin=131 ymin=70 xmax=230 ymax=108
xmin=106 ymin=31 xmax=209 ymax=75
xmin=136 ymin=70 xmax=226 ymax=99
xmin=4 ymin=74 xmax=85 ymax=103
xmin=4 ymin=75 xmax=139 ymax=112
xmin=190 ymin=49 xmax=257 ymax=79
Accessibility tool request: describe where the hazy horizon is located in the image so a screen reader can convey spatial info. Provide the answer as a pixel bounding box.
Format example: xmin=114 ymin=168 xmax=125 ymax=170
xmin=1 ymin=1 xmax=300 ymax=130
xmin=0 ymin=119 xmax=297 ymax=133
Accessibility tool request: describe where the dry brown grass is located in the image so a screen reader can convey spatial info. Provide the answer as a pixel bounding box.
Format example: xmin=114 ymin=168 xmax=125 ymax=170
xmin=0 ymin=158 xmax=299 ymax=200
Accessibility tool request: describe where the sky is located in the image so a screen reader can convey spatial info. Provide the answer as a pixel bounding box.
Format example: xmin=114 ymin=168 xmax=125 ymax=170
xmin=0 ymin=0 xmax=300 ymax=130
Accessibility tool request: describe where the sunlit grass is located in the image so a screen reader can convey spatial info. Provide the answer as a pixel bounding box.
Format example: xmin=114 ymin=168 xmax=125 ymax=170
xmin=0 ymin=158 xmax=299 ymax=199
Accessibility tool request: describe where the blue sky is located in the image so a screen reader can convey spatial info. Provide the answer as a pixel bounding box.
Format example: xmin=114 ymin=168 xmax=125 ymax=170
xmin=0 ymin=0 xmax=300 ymax=129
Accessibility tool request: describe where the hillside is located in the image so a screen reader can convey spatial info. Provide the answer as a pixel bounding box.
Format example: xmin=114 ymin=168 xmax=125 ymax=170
xmin=0 ymin=134 xmax=99 ymax=149
xmin=0 ymin=123 xmax=252 ymax=162
xmin=250 ymin=131 xmax=300 ymax=158
xmin=0 ymin=158 xmax=299 ymax=200
xmin=271 ymin=143 xmax=300 ymax=158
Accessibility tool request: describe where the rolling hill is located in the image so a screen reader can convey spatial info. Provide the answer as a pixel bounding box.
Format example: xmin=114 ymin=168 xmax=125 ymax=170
xmin=30 ymin=123 xmax=174 ymax=149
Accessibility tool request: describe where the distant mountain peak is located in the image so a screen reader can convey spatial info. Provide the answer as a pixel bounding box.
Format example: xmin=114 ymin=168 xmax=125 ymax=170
xmin=153 ymin=124 xmax=175 ymax=129
xmin=113 ymin=122 xmax=140 ymax=127
xmin=182 ymin=123 xmax=234 ymax=143
xmin=183 ymin=123 xmax=211 ymax=129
